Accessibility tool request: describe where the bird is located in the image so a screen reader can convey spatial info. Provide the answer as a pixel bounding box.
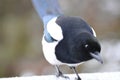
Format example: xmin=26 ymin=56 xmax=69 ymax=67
xmin=32 ymin=0 xmax=103 ymax=80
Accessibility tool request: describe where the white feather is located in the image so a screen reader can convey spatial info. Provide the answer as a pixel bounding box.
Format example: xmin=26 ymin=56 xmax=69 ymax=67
xmin=47 ymin=17 xmax=63 ymax=41
xmin=42 ymin=35 xmax=64 ymax=65
xmin=91 ymin=27 xmax=97 ymax=37
xmin=42 ymin=17 xmax=64 ymax=65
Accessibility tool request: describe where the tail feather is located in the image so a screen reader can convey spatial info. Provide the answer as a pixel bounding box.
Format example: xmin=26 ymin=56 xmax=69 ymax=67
xmin=32 ymin=0 xmax=62 ymax=22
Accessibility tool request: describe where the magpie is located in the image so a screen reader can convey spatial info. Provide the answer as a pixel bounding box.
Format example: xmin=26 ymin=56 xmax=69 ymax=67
xmin=32 ymin=0 xmax=103 ymax=80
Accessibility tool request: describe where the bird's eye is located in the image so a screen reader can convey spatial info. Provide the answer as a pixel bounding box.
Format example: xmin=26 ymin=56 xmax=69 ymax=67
xmin=85 ymin=44 xmax=88 ymax=48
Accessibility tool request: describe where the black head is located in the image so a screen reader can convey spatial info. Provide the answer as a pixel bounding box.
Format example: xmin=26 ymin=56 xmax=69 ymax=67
xmin=78 ymin=32 xmax=103 ymax=63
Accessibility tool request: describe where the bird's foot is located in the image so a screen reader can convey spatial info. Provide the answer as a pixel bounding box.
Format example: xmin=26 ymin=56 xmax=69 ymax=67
xmin=75 ymin=76 xmax=81 ymax=80
xmin=56 ymin=71 xmax=69 ymax=79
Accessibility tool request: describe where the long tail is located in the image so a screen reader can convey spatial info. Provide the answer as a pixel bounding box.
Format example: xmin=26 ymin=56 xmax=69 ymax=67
xmin=32 ymin=0 xmax=62 ymax=23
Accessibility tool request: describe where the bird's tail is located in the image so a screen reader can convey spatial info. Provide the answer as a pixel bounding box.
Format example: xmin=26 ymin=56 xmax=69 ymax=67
xmin=32 ymin=0 xmax=62 ymax=23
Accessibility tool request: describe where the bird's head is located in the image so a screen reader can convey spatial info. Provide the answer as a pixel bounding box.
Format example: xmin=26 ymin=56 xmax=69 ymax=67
xmin=82 ymin=33 xmax=103 ymax=64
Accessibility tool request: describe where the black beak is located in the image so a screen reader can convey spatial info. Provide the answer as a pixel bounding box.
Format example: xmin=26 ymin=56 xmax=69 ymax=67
xmin=90 ymin=52 xmax=103 ymax=64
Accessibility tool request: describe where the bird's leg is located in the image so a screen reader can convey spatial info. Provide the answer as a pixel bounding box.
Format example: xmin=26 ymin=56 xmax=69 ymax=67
xmin=55 ymin=65 xmax=69 ymax=79
xmin=55 ymin=65 xmax=63 ymax=77
xmin=70 ymin=67 xmax=81 ymax=80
